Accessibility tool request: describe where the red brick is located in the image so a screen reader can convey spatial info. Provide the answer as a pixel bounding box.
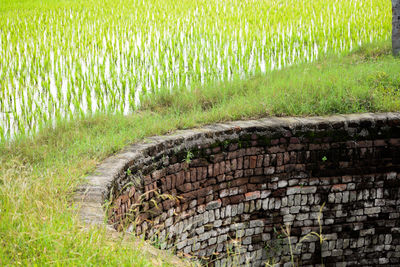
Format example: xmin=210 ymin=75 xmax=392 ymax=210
xmin=152 ymin=169 xmax=165 ymax=180
xmin=166 ymin=175 xmax=172 ymax=190
xmin=295 ymin=164 xmax=305 ymax=171
xmin=237 ymin=149 xmax=246 ymax=157
xmin=250 ymin=176 xmax=264 ymax=184
xmin=271 ymin=139 xmax=279 ymax=145
xmin=237 ymin=157 xmax=243 ymax=169
xmin=268 ymin=146 xmax=285 ymax=153
xmin=211 ymin=153 xmax=224 ymax=163
xmin=246 ymin=147 xmax=260 ymax=155
xmin=245 ymin=191 xmax=260 ymax=201
xmin=197 ymin=197 xmax=205 ymax=205
xmin=229 ymin=143 xmax=239 ymax=151
xmin=332 ymin=184 xmax=347 ymax=192
xmin=197 ymin=187 xmax=209 ymax=197
xmin=212 ymin=146 xmax=221 ymax=153
xmin=205 ymin=178 xmax=217 ymax=186
xmin=254 ymin=167 xmax=263 ymax=175
xmin=244 ymin=156 xmax=250 ymax=169
xmin=225 ymin=160 xmax=231 ymax=172
xmin=247 ymin=184 xmax=258 ymax=191
xmin=192 ymin=181 xmax=200 ymax=190
xmin=190 ymin=168 xmax=197 ymax=182
xmin=220 ymin=161 xmax=226 ymax=174
xmin=177 ymin=183 xmax=192 ymax=193
xmin=230 ymin=194 xmax=245 ymax=204
xmin=163 ymin=199 xmax=175 ymax=210
xmin=213 ymin=163 xmax=220 ymax=176
xmin=181 ymin=162 xmax=189 ymax=170
xmin=171 ymin=174 xmax=177 ymax=188
xmin=290 ymin=137 xmax=300 ymax=144
xmin=217 ymin=174 xmax=225 ymax=182
xmin=389 ymin=138 xmax=400 ymax=146
xmin=356 ymin=140 xmax=372 ymax=148
xmin=373 ymin=140 xmax=387 ymax=146
xmin=232 ymin=177 xmax=248 ymax=186
xmin=182 ymin=192 xmax=196 ymax=201
xmin=222 ymin=197 xmax=231 ymax=206
xmin=284 ymin=164 xmax=295 ymax=172
xmin=226 ymin=151 xmax=237 ymax=159
xmin=176 ymin=171 xmax=185 ymax=186
xmin=330 ymin=142 xmax=342 ymax=149
xmin=185 ymin=171 xmax=191 ymax=183
xmin=309 ymin=144 xmax=321 ymax=150
xmin=197 ymin=167 xmax=203 ymax=181
xmin=168 ymin=163 xmax=180 ymax=174
xmin=250 ymin=156 xmax=257 ymax=169
xmin=238 ymin=185 xmax=247 ymax=194
xmin=208 ymin=165 xmax=213 ymax=177
xmin=225 ymin=174 xmax=234 ymax=181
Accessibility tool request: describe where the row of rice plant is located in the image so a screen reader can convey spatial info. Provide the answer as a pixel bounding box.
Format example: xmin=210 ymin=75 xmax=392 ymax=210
xmin=0 ymin=0 xmax=391 ymax=140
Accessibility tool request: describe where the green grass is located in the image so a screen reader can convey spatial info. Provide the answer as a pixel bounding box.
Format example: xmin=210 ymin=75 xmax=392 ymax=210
xmin=0 ymin=41 xmax=399 ymax=266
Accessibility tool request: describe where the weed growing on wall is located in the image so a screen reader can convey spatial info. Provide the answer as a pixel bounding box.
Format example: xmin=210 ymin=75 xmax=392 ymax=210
xmin=264 ymin=203 xmax=326 ymax=266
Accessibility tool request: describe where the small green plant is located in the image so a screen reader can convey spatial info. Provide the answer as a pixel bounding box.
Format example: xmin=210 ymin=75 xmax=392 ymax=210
xmin=184 ymin=150 xmax=194 ymax=164
xmin=322 ymin=156 xmax=328 ymax=162
xmin=238 ymin=140 xmax=243 ymax=149
xmin=223 ymin=140 xmax=230 ymax=149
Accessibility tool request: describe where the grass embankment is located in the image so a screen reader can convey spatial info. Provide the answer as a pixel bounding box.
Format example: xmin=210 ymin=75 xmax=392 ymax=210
xmin=0 ymin=42 xmax=399 ymax=266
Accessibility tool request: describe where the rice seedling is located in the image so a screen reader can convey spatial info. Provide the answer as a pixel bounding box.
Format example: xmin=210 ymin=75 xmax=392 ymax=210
xmin=0 ymin=0 xmax=392 ymax=139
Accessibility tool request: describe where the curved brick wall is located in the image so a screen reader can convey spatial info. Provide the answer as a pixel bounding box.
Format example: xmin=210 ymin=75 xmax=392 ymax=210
xmin=76 ymin=113 xmax=400 ymax=266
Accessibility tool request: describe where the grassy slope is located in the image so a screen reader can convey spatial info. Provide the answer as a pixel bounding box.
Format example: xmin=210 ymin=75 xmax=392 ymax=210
xmin=0 ymin=42 xmax=399 ymax=266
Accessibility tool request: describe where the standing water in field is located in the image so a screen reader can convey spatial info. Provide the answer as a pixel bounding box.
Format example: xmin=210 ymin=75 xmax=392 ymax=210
xmin=0 ymin=0 xmax=392 ymax=140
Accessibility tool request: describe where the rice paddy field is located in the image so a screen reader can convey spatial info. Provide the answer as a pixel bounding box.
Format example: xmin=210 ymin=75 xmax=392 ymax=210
xmin=0 ymin=0 xmax=392 ymax=141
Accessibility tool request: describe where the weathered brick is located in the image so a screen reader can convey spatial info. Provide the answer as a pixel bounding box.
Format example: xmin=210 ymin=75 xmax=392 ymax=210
xmin=245 ymin=191 xmax=260 ymax=201
xmin=332 ymin=184 xmax=347 ymax=192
